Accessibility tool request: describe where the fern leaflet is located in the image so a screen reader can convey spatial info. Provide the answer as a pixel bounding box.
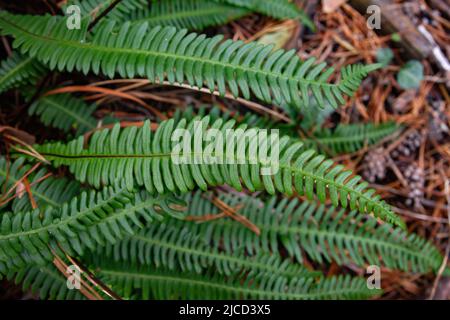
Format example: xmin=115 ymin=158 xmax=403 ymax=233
xmin=0 ymin=52 xmax=45 ymax=94
xmin=28 ymin=93 xmax=98 ymax=135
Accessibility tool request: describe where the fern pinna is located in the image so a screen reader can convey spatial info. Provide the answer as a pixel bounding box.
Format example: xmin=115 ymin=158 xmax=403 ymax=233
xmin=0 ymin=11 xmax=378 ymax=110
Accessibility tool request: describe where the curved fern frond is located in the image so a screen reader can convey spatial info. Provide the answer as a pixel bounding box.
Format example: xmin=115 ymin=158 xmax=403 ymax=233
xmin=94 ymin=222 xmax=319 ymax=279
xmin=0 ymin=183 xmax=185 ymax=274
xmin=28 ymin=93 xmax=97 ymax=135
xmin=0 ymin=12 xmax=379 ymax=110
xmin=127 ymin=0 xmax=250 ymax=31
xmin=0 ymin=157 xmax=81 ymax=212
xmin=32 ymin=116 xmax=402 ymax=227
xmin=6 ymin=264 xmax=85 ymax=300
xmin=91 ymin=257 xmax=380 ymax=300
xmin=172 ymin=191 xmax=445 ymax=274
xmin=0 ymin=52 xmax=45 ymax=94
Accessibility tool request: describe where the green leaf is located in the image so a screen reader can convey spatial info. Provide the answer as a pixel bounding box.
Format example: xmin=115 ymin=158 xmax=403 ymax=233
xmin=376 ymin=47 xmax=393 ymax=66
xmin=0 ymin=11 xmax=376 ymax=110
xmin=397 ymin=60 xmax=424 ymax=89
xmin=31 ymin=116 xmax=403 ymax=227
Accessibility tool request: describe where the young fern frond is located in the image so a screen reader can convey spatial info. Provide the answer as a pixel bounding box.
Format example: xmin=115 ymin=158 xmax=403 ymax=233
xmin=126 ymin=0 xmax=250 ymax=31
xmin=0 ymin=12 xmax=379 ymax=110
xmin=90 ymin=257 xmax=381 ymax=300
xmin=93 ymin=222 xmax=320 ymax=279
xmin=0 ymin=52 xmax=45 ymax=94
xmin=0 ymin=157 xmax=81 ymax=212
xmin=0 ymin=183 xmax=185 ymax=275
xmin=28 ymin=93 xmax=98 ymax=135
xmin=170 ymin=191 xmax=446 ymax=274
xmin=5 ymin=264 xmax=86 ymax=300
xmin=30 ymin=116 xmax=402 ymax=227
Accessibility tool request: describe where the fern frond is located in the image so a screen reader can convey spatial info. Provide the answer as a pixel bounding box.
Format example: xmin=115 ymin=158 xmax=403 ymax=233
xmin=175 ymin=106 xmax=402 ymax=155
xmin=303 ymin=122 xmax=403 ymax=155
xmin=32 ymin=116 xmax=402 ymax=226
xmin=0 ymin=12 xmax=379 ymax=109
xmin=28 ymin=93 xmax=97 ymax=135
xmin=127 ymin=0 xmax=250 ymax=31
xmin=0 ymin=183 xmax=185 ymax=274
xmin=215 ymin=0 xmax=315 ymax=30
xmin=0 ymin=52 xmax=45 ymax=94
xmin=91 ymin=257 xmax=380 ymax=300
xmin=0 ymin=157 xmax=81 ymax=212
xmin=172 ymin=191 xmax=445 ymax=274
xmin=94 ymin=222 xmax=319 ymax=279
xmin=6 ymin=264 xmax=85 ymax=300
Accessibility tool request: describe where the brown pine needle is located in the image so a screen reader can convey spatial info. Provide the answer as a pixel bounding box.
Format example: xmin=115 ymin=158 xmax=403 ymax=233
xmin=45 ymin=85 xmax=167 ymax=120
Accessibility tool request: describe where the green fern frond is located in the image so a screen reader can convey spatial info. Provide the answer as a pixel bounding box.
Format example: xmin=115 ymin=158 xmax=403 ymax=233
xmin=0 ymin=11 xmax=379 ymax=109
xmin=0 ymin=157 xmax=81 ymax=212
xmin=94 ymin=222 xmax=319 ymax=279
xmin=91 ymin=257 xmax=380 ymax=300
xmin=31 ymin=116 xmax=402 ymax=227
xmin=28 ymin=93 xmax=97 ymax=135
xmin=171 ymin=191 xmax=444 ymax=274
xmin=0 ymin=183 xmax=185 ymax=274
xmin=6 ymin=264 xmax=85 ymax=300
xmin=127 ymin=0 xmax=250 ymax=31
xmin=175 ymin=106 xmax=402 ymax=155
xmin=215 ymin=0 xmax=315 ymax=30
xmin=0 ymin=52 xmax=45 ymax=94
xmin=303 ymin=122 xmax=403 ymax=155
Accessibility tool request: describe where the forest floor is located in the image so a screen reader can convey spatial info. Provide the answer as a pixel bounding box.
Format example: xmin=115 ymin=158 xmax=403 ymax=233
xmin=0 ymin=0 xmax=449 ymax=300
